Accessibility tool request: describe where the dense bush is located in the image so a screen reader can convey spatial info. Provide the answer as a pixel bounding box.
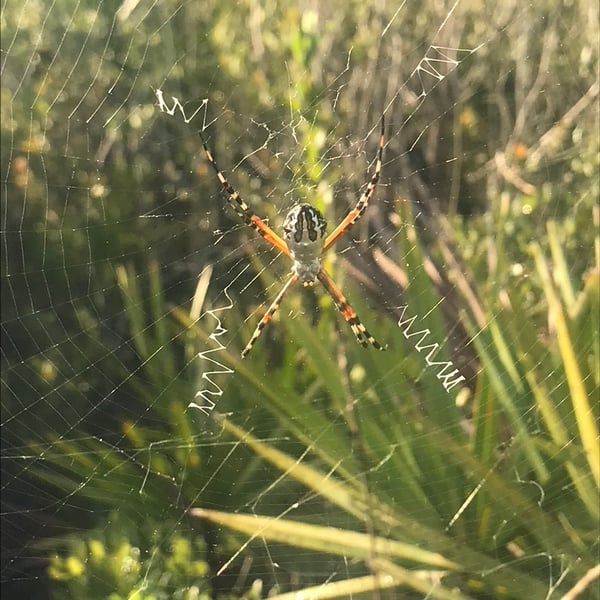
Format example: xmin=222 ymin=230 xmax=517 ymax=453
xmin=2 ymin=1 xmax=597 ymax=598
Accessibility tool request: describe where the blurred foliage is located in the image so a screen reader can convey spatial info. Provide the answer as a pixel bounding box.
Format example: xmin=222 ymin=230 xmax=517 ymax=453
xmin=1 ymin=0 xmax=598 ymax=598
xmin=46 ymin=512 xmax=212 ymax=600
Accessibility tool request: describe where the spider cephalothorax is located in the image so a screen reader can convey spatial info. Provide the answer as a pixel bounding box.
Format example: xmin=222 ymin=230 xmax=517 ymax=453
xmin=282 ymin=203 xmax=327 ymax=285
xmin=199 ymin=117 xmax=386 ymax=357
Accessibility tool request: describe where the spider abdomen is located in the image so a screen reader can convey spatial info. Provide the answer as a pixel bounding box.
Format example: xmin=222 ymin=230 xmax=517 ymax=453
xmin=282 ymin=203 xmax=327 ymax=283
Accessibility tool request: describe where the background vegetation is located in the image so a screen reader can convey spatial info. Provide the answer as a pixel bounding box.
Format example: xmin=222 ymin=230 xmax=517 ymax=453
xmin=1 ymin=1 xmax=598 ymax=599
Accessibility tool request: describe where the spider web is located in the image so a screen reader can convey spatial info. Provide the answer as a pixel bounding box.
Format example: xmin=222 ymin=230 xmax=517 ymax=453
xmin=2 ymin=1 xmax=598 ymax=599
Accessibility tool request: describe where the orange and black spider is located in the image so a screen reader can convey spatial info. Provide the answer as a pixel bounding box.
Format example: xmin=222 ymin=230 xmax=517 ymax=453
xmin=199 ymin=117 xmax=386 ymax=358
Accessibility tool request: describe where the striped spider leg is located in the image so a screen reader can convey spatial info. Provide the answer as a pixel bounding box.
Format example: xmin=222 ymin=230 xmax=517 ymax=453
xmin=317 ymin=269 xmax=384 ymax=350
xmin=241 ymin=273 xmax=299 ymax=358
xmin=322 ymin=115 xmax=384 ymax=251
xmin=198 ymin=118 xmax=385 ymax=357
xmin=198 ymin=130 xmax=290 ymax=257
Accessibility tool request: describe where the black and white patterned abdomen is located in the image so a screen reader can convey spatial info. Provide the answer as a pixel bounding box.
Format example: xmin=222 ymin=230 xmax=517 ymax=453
xmin=282 ymin=203 xmax=327 ymax=284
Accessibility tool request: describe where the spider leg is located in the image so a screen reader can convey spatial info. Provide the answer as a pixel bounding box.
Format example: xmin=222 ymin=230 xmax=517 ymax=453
xmin=198 ymin=131 xmax=290 ymax=257
xmin=322 ymin=115 xmax=385 ymax=252
xmin=317 ymin=269 xmax=385 ymax=350
xmin=241 ymin=273 xmax=300 ymax=358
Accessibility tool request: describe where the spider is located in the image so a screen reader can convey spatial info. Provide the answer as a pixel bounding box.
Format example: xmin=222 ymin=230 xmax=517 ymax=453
xmin=199 ymin=116 xmax=386 ymax=358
